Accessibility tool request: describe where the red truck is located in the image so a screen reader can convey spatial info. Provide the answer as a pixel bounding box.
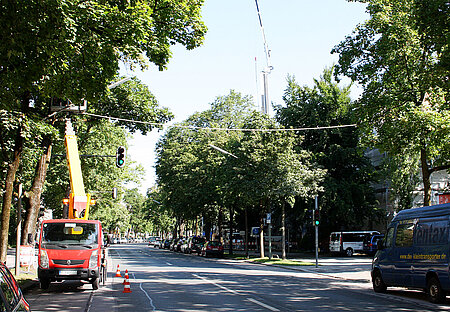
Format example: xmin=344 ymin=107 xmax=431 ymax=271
xmin=38 ymin=219 xmax=106 ymax=290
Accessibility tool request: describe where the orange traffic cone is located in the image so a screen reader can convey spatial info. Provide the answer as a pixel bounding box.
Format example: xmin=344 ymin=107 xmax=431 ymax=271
xmin=115 ymin=265 xmax=122 ymax=277
xmin=123 ymin=271 xmax=132 ymax=293
xmin=123 ymin=269 xmax=129 ymax=284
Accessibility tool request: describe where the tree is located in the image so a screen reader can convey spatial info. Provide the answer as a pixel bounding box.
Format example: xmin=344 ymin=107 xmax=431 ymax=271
xmin=332 ymin=0 xmax=450 ymax=207
xmin=0 ymin=0 xmax=205 ymax=260
xmin=276 ymin=67 xmax=380 ymax=237
xmin=227 ymin=112 xmax=324 ymax=257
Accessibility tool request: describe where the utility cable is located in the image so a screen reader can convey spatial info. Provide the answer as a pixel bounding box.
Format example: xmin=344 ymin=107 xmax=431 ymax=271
xmin=82 ymin=112 xmax=356 ymax=132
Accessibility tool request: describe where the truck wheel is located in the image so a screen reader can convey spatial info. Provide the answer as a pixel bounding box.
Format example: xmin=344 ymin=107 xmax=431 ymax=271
xmin=427 ymin=277 xmax=446 ymax=303
xmin=92 ymin=278 xmax=99 ymax=290
xmin=372 ymin=270 xmax=387 ymax=293
xmin=40 ymin=278 xmax=50 ymax=290
xmin=346 ymin=248 xmax=353 ymax=257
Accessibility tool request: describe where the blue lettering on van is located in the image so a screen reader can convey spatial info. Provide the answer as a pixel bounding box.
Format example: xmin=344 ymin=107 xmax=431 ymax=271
xmin=414 ymin=221 xmax=449 ymax=245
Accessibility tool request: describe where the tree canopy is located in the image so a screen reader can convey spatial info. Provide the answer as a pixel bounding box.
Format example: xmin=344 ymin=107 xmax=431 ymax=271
xmin=276 ymin=67 xmax=380 ymax=233
xmin=332 ymin=0 xmax=449 ymax=206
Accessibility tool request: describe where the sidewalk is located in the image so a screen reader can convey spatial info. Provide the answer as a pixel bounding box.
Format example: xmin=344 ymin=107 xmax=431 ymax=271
xmin=281 ymin=257 xmax=372 ymax=282
xmin=232 ymin=250 xmax=373 ymax=283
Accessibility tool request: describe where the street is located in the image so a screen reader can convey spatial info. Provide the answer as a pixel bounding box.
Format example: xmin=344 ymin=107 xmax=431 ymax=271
xmin=22 ymin=243 xmax=450 ymax=311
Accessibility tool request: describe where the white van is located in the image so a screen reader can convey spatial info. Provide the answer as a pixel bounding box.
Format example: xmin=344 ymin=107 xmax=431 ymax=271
xmin=330 ymin=231 xmax=380 ymax=256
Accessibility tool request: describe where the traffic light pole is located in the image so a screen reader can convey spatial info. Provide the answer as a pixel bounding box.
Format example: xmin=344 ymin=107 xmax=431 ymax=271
xmin=315 ymin=196 xmax=319 ymax=268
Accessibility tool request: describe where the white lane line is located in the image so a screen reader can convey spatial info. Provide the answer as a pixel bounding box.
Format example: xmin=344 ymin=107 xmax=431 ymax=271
xmin=192 ymin=274 xmax=239 ymax=294
xmin=247 ymin=298 xmax=280 ymax=312
xmin=132 ymin=272 xmax=156 ymax=312
xmin=193 ymin=274 xmax=280 ymax=311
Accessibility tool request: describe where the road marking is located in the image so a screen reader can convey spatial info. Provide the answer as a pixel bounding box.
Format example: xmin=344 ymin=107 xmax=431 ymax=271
xmin=193 ymin=274 xmax=239 ymax=294
xmin=194 ymin=274 xmax=280 ymax=311
xmin=132 ymin=272 xmax=156 ymax=312
xmin=247 ymin=298 xmax=280 ymax=311
xmin=166 ymin=262 xmax=173 ymax=266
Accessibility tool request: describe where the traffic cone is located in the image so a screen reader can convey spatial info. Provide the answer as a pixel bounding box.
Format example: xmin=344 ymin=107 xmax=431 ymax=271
xmin=122 ymin=271 xmax=132 ymax=293
xmin=123 ymin=269 xmax=129 ymax=284
xmin=115 ymin=265 xmax=122 ymax=277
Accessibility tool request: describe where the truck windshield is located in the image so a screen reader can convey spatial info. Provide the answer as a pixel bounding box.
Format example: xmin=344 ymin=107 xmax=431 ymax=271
xmin=42 ymin=222 xmax=98 ymax=247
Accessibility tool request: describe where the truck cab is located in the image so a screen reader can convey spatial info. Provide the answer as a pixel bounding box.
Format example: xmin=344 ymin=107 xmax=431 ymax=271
xmin=38 ymin=219 xmax=104 ymax=290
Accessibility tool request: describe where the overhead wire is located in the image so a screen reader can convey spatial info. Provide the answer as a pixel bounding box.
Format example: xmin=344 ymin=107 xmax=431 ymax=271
xmin=82 ymin=112 xmax=357 ymax=132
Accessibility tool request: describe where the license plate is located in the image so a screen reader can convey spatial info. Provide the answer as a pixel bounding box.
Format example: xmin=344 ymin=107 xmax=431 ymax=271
xmin=59 ymin=270 xmax=77 ymax=276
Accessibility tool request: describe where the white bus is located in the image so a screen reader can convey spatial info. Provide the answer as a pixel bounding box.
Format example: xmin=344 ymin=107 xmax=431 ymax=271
xmin=329 ymin=231 xmax=380 ymax=256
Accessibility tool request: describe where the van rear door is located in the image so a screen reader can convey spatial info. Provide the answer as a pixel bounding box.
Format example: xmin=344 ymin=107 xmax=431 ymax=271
xmin=329 ymin=233 xmax=341 ymax=253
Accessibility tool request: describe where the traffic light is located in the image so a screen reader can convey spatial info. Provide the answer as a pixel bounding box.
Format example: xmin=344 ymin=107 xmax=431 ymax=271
xmin=116 ymin=146 xmax=126 ymax=168
xmin=313 ymin=209 xmax=320 ymax=226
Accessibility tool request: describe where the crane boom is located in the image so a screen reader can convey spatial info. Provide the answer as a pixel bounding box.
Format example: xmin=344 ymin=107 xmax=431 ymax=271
xmin=254 ymin=0 xmax=273 ymax=115
xmin=65 ymin=119 xmax=91 ymax=219
xmin=254 ymin=0 xmax=272 ymax=72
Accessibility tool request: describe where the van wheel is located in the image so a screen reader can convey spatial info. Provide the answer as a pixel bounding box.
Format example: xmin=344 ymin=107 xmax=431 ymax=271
xmin=372 ymin=270 xmax=387 ymax=293
xmin=40 ymin=278 xmax=50 ymax=290
xmin=345 ymin=248 xmax=353 ymax=257
xmin=427 ymin=277 xmax=446 ymax=303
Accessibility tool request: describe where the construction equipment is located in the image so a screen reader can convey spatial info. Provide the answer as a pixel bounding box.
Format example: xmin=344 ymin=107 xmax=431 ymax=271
xmin=64 ymin=119 xmax=93 ymax=219
xmin=37 ymin=118 xmax=106 ymax=290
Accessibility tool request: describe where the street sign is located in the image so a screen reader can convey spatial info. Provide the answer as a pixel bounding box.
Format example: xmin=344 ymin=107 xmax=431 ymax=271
xmin=251 ymin=227 xmax=260 ymax=236
xmin=266 ymin=213 xmax=272 ymax=224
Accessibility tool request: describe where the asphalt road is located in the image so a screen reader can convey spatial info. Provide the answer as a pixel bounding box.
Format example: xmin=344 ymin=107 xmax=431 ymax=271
xmin=24 ymin=244 xmax=450 ymax=311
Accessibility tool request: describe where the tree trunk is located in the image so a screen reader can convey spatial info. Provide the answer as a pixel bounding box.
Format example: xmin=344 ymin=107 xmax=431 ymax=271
xmin=218 ymin=208 xmax=223 ymax=242
xmin=0 ymin=130 xmax=24 ymax=262
xmin=22 ymin=141 xmax=52 ymax=245
xmin=420 ymin=148 xmax=431 ymax=206
xmin=244 ymin=206 xmax=249 ymax=259
xmin=281 ymin=200 xmax=286 ymax=260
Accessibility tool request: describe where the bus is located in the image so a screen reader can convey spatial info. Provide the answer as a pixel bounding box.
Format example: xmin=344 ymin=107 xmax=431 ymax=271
xmin=329 ymin=231 xmax=380 ymax=257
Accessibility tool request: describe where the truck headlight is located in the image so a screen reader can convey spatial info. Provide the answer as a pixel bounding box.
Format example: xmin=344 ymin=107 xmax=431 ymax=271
xmin=40 ymin=250 xmax=49 ymax=269
xmin=89 ymin=250 xmax=98 ymax=268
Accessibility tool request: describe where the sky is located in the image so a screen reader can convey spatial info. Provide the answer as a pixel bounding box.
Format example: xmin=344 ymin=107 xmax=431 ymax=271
xmin=125 ymin=0 xmax=369 ymax=194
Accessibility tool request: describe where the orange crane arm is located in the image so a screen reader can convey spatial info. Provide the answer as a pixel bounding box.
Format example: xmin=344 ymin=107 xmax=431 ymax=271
xmin=65 ymin=120 xmax=91 ymax=219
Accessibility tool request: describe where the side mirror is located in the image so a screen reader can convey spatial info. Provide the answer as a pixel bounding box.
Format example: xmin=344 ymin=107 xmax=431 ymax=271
xmin=377 ymin=239 xmax=384 ymax=250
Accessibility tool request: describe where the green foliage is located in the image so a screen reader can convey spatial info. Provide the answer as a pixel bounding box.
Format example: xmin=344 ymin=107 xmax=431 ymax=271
xmin=96 ymin=77 xmax=174 ymax=135
xmin=0 ymin=0 xmax=207 ymax=104
xmin=276 ymin=67 xmax=380 ymax=231
xmin=155 ymin=90 xmax=326 ymax=238
xmin=332 ymin=0 xmax=450 ymax=205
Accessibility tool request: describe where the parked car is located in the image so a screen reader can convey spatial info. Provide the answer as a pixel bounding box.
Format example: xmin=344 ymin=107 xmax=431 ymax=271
xmin=148 ymin=237 xmax=161 ymax=247
xmin=0 ymin=262 xmax=31 ymax=311
xmin=169 ymin=239 xmax=178 ymax=251
xmin=162 ymin=239 xmax=172 ymax=249
xmin=363 ymin=234 xmax=384 ymax=255
xmin=186 ymin=236 xmax=206 ymax=254
xmin=175 ymin=239 xmax=185 ymax=252
xmin=201 ymin=241 xmax=224 ymax=258
xmin=180 ymin=240 xmax=190 ymax=253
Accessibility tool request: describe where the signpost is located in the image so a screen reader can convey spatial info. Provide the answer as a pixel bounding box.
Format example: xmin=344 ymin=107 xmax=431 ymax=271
xmin=267 ymin=213 xmax=272 ymax=260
